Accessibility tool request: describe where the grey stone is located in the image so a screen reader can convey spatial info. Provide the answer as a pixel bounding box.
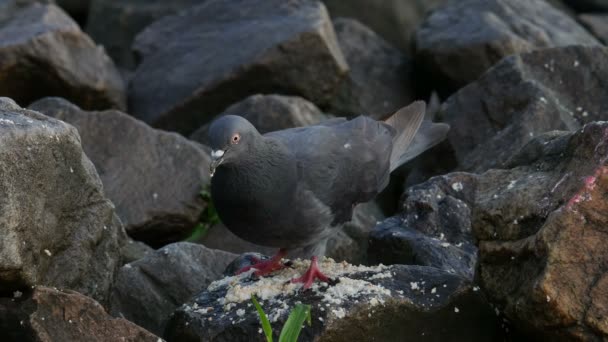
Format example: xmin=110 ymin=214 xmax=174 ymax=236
xmin=109 ymin=243 xmax=236 ymax=336
xmin=129 ymin=0 xmax=348 ymax=134
xmin=29 ymin=97 xmax=210 ymax=248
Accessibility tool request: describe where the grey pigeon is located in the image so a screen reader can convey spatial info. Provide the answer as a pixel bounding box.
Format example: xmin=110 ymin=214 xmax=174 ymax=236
xmin=208 ymin=101 xmax=448 ymax=288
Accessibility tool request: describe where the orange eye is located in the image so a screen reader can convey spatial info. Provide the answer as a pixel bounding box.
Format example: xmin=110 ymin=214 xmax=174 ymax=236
xmin=231 ymin=133 xmax=240 ymax=144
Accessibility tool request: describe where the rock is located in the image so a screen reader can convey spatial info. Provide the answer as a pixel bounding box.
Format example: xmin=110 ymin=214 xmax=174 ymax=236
xmin=109 ymin=243 xmax=236 ymax=336
xmin=369 ymin=173 xmax=478 ymax=280
xmin=415 ymin=0 xmax=600 ymax=95
xmin=165 ymin=259 xmax=502 ymax=341
xmin=328 ymin=18 xmax=415 ymax=119
xmin=29 ymin=97 xmax=210 ymax=248
xmin=579 ymin=13 xmax=608 ymax=44
xmin=322 ymin=0 xmax=446 ymax=52
xmin=442 ymin=45 xmax=608 ymax=173
xmin=563 ymin=0 xmax=608 ymax=12
xmin=0 ymin=286 xmax=160 ymax=342
xmin=0 ymin=3 xmax=126 ymax=110
xmin=86 ymin=0 xmax=202 ymax=69
xmin=0 ymin=98 xmax=124 ymax=304
xmin=190 ymin=94 xmax=328 ymax=145
xmin=129 ymin=0 xmax=348 ymax=135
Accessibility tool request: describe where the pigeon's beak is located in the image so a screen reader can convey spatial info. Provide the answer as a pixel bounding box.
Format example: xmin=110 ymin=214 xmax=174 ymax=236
xmin=209 ymin=149 xmax=225 ymax=177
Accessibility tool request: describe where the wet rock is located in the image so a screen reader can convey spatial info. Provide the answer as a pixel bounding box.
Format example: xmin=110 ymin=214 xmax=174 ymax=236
xmin=30 ymin=97 xmax=210 ymax=247
xmin=166 ymin=259 xmax=501 ymax=341
xmin=369 ymin=173 xmax=478 ymax=280
xmin=0 ymin=98 xmax=123 ymax=304
xmin=473 ymin=122 xmax=608 ymax=340
xmin=109 ymin=243 xmax=236 ymax=336
xmin=442 ymin=45 xmax=608 ymax=172
xmin=579 ymin=13 xmax=608 ymax=44
xmin=86 ymin=0 xmax=202 ymax=69
xmin=190 ymin=94 xmax=328 ymax=145
xmin=322 ymin=0 xmax=446 ymax=52
xmin=415 ymin=0 xmax=600 ymax=95
xmin=328 ymin=18 xmax=415 ymax=119
xmin=0 ymin=3 xmax=126 ymax=110
xmin=0 ymin=286 xmax=160 ymax=342
xmin=129 ymin=0 xmax=348 ymax=135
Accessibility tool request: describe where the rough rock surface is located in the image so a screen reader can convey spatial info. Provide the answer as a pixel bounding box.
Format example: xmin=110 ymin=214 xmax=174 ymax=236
xmin=129 ymin=0 xmax=348 ymax=134
xmin=580 ymin=13 xmax=608 ymax=44
xmin=443 ymin=45 xmax=608 ymax=172
xmin=30 ymin=97 xmax=210 ymax=247
xmin=369 ymin=173 xmax=478 ymax=280
xmin=0 ymin=286 xmax=160 ymax=342
xmin=415 ymin=0 xmax=600 ymax=95
xmin=322 ymin=0 xmax=446 ymax=52
xmin=190 ymin=94 xmax=328 ymax=145
xmin=329 ymin=18 xmax=415 ymax=119
xmin=166 ymin=259 xmax=501 ymax=341
xmin=0 ymin=98 xmax=123 ymax=303
xmin=110 ymin=243 xmax=236 ymax=336
xmin=86 ymin=0 xmax=202 ymax=69
xmin=0 ymin=3 xmax=126 ymax=110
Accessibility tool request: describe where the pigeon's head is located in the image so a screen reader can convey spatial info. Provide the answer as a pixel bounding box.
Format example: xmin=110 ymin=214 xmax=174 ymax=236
xmin=208 ymin=115 xmax=260 ymax=176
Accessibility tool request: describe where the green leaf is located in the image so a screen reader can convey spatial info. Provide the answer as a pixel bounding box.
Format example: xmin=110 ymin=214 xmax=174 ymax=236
xmin=251 ymin=294 xmax=273 ymax=342
xmin=279 ymin=304 xmax=311 ymax=342
xmin=184 ymin=223 xmax=208 ymax=242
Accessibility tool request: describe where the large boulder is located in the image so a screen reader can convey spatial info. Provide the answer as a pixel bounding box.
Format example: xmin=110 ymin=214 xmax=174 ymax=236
xmin=110 ymin=243 xmax=236 ymax=336
xmin=86 ymin=0 xmax=203 ymax=69
xmin=165 ymin=259 xmax=501 ymax=341
xmin=0 ymin=3 xmax=125 ymax=110
xmin=190 ymin=94 xmax=328 ymax=145
xmin=0 ymin=98 xmax=124 ymax=304
xmin=329 ymin=18 xmax=415 ymax=119
xmin=129 ymin=0 xmax=348 ymax=135
xmin=442 ymin=45 xmax=608 ymax=172
xmin=30 ymin=97 xmax=210 ymax=247
xmin=0 ymin=286 xmax=160 ymax=342
xmin=415 ymin=0 xmax=600 ymax=95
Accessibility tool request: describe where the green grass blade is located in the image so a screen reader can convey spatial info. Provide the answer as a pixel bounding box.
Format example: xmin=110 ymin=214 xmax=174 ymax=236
xmin=279 ymin=304 xmax=311 ymax=342
xmin=251 ymin=294 xmax=273 ymax=342
xmin=184 ymin=223 xmax=208 ymax=242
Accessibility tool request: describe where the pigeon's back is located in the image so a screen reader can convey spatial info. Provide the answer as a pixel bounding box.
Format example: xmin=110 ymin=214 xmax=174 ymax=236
xmin=266 ymin=116 xmax=394 ymax=225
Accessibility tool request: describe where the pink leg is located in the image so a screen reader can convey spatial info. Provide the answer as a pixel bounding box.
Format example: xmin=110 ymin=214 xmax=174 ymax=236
xmin=236 ymin=248 xmax=288 ymax=277
xmin=291 ymin=256 xmax=329 ymax=290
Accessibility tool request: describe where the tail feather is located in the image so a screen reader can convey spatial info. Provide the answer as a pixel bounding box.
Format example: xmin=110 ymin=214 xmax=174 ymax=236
xmin=385 ymin=101 xmax=450 ymax=172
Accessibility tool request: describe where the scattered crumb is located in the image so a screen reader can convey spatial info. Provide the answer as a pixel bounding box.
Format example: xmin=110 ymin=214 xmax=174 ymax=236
xmin=332 ymin=308 xmax=346 ymax=319
xmin=410 ymin=282 xmax=420 ymax=290
xmin=153 ymin=192 xmax=158 ymax=200
xmin=43 ymin=249 xmax=52 ymax=257
xmin=454 ymin=307 xmax=460 ymax=313
xmin=451 ymin=182 xmax=463 ymax=192
xmin=431 ymin=288 xmax=436 ymax=294
xmin=546 ymin=295 xmax=551 ymax=302
xmin=473 ymin=286 xmax=480 ymax=292
xmin=440 ymin=242 xmax=450 ymax=248
xmin=69 ymin=167 xmax=74 ymax=173
xmin=574 ymin=60 xmax=579 ymax=67
xmin=539 ymin=97 xmax=547 ymax=104
xmin=236 ymin=309 xmax=245 ymax=317
xmin=13 ymin=291 xmax=22 ymax=298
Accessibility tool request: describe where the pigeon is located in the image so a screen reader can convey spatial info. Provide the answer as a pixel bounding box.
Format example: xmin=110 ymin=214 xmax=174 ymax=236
xmin=208 ymin=101 xmax=449 ymax=288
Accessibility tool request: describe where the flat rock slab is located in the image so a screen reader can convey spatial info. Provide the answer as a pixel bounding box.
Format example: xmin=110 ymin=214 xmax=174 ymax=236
xmin=0 ymin=98 xmax=123 ymax=304
xmin=415 ymin=0 xmax=599 ymax=95
xmin=110 ymin=243 xmax=236 ymax=336
xmin=443 ymin=45 xmax=608 ymax=173
xmin=129 ymin=0 xmax=347 ymax=134
xmin=30 ymin=97 xmax=210 ymax=247
xmin=0 ymin=3 xmax=125 ymax=110
xmin=0 ymin=286 xmax=160 ymax=342
xmin=165 ymin=259 xmax=502 ymax=341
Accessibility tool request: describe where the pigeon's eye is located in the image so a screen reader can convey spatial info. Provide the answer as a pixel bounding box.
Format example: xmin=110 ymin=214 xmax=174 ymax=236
xmin=231 ymin=133 xmax=240 ymax=144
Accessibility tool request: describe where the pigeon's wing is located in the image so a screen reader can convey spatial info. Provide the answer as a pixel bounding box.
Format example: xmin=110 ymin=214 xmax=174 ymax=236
xmin=266 ymin=116 xmax=394 ymax=225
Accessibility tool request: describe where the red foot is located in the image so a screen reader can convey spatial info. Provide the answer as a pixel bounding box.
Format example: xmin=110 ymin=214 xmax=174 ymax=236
xmin=236 ymin=248 xmax=287 ymax=277
xmin=291 ymin=256 xmax=329 ymax=290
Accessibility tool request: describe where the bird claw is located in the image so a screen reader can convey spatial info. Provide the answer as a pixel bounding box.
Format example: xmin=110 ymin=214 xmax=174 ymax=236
xmin=291 ymin=256 xmax=330 ymax=290
xmin=235 ymin=249 xmax=288 ymax=277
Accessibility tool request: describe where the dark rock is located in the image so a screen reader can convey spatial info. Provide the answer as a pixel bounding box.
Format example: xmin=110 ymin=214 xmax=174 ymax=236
xmin=415 ymin=0 xmax=600 ymax=95
xmin=29 ymin=97 xmax=210 ymax=248
xmin=322 ymin=0 xmax=446 ymax=52
xmin=442 ymin=45 xmax=608 ymax=173
xmin=190 ymin=94 xmax=328 ymax=145
xmin=579 ymin=13 xmax=608 ymax=44
xmin=165 ymin=261 xmax=501 ymax=341
xmin=86 ymin=0 xmax=203 ymax=69
xmin=0 ymin=286 xmax=160 ymax=342
xmin=0 ymin=3 xmax=126 ymax=110
xmin=109 ymin=243 xmax=236 ymax=336
xmin=129 ymin=0 xmax=348 ymax=135
xmin=0 ymin=98 xmax=124 ymax=304
xmin=563 ymin=0 xmax=608 ymax=12
xmin=369 ymin=173 xmax=478 ymax=280
xmin=328 ymin=18 xmax=415 ymax=119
